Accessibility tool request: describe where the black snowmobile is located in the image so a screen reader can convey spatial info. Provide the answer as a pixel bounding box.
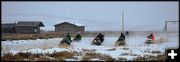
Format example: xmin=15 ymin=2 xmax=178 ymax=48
xmin=96 ymin=33 xmax=104 ymax=43
xmin=59 ymin=37 xmax=72 ymax=47
xmin=114 ymin=39 xmax=126 ymax=46
xmin=115 ymin=33 xmax=126 ymax=46
xmin=73 ymin=34 xmax=82 ymax=41
xmin=91 ymin=37 xmax=102 ymax=46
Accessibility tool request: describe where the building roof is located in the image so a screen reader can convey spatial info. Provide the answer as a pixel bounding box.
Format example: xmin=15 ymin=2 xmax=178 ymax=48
xmin=1 ymin=23 xmax=16 ymax=28
xmin=54 ymin=22 xmax=84 ymax=27
xmin=73 ymin=23 xmax=84 ymax=26
xmin=16 ymin=21 xmax=45 ymax=27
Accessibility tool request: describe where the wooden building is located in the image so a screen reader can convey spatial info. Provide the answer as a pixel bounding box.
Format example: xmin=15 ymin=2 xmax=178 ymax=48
xmin=1 ymin=23 xmax=16 ymax=33
xmin=54 ymin=22 xmax=85 ymax=33
xmin=15 ymin=21 xmax=45 ymax=34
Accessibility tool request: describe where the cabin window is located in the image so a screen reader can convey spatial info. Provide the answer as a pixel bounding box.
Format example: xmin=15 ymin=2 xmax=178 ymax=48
xmin=34 ymin=29 xmax=37 ymax=32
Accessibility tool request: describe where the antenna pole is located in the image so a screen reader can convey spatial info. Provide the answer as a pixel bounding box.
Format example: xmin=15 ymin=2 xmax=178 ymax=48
xmin=122 ymin=10 xmax=124 ymax=32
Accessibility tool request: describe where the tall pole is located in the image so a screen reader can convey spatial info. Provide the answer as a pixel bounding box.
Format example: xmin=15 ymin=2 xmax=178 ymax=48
xmin=164 ymin=21 xmax=167 ymax=32
xmin=122 ymin=10 xmax=124 ymax=32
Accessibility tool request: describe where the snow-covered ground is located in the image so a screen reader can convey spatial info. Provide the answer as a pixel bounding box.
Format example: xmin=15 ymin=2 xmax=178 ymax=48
xmin=1 ymin=33 xmax=179 ymax=61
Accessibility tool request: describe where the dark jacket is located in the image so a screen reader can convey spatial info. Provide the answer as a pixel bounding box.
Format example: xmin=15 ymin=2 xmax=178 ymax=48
xmin=74 ymin=34 xmax=82 ymax=40
xmin=118 ymin=33 xmax=125 ymax=41
xmin=125 ymin=31 xmax=129 ymax=35
xmin=147 ymin=33 xmax=155 ymax=40
xmin=147 ymin=34 xmax=153 ymax=38
xmin=76 ymin=34 xmax=81 ymax=38
xmin=96 ymin=33 xmax=104 ymax=43
xmin=66 ymin=34 xmax=72 ymax=42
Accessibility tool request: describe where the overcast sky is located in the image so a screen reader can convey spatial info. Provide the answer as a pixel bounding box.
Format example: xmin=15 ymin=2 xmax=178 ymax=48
xmin=2 ymin=1 xmax=179 ymax=31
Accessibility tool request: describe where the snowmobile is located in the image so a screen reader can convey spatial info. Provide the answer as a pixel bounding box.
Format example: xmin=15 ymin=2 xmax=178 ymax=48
xmin=114 ymin=39 xmax=126 ymax=46
xmin=73 ymin=34 xmax=82 ymax=41
xmin=58 ymin=37 xmax=72 ymax=48
xmin=145 ymin=37 xmax=168 ymax=44
xmin=91 ymin=37 xmax=102 ymax=46
xmin=115 ymin=33 xmax=126 ymax=46
xmin=145 ymin=38 xmax=154 ymax=44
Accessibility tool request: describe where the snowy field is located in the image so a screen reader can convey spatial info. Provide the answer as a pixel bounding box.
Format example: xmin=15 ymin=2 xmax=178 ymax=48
xmin=1 ymin=33 xmax=179 ymax=61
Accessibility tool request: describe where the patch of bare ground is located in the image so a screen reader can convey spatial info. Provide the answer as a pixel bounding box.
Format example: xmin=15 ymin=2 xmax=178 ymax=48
xmin=133 ymin=53 xmax=166 ymax=61
xmin=116 ymin=57 xmax=127 ymax=61
xmin=45 ymin=51 xmax=75 ymax=61
xmin=2 ymin=49 xmax=165 ymax=61
xmin=106 ymin=48 xmax=116 ymax=51
xmin=1 ymin=52 xmax=42 ymax=61
xmin=1 ymin=32 xmax=64 ymax=41
xmin=1 ymin=51 xmax=76 ymax=61
xmin=81 ymin=52 xmax=115 ymax=61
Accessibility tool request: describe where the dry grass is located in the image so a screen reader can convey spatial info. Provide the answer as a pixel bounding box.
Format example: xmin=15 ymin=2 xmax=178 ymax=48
xmin=81 ymin=52 xmax=115 ymax=61
xmin=106 ymin=48 xmax=116 ymax=51
xmin=2 ymin=33 xmax=37 ymax=41
xmin=45 ymin=51 xmax=75 ymax=60
xmin=1 ymin=52 xmax=35 ymax=61
xmin=98 ymin=54 xmax=115 ymax=61
xmin=35 ymin=56 xmax=54 ymax=61
xmin=1 ymin=31 xmax=120 ymax=41
xmin=1 ymin=32 xmax=63 ymax=41
xmin=4 ymin=50 xmax=167 ymax=61
xmin=1 ymin=51 xmax=76 ymax=61
xmin=116 ymin=57 xmax=127 ymax=61
xmin=151 ymin=50 xmax=161 ymax=54
xmin=1 ymin=53 xmax=15 ymax=61
xmin=1 ymin=32 xmax=79 ymax=41
xmin=133 ymin=53 xmax=166 ymax=61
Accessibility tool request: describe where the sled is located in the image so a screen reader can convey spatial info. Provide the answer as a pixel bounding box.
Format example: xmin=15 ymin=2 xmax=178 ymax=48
xmin=91 ymin=38 xmax=101 ymax=46
xmin=114 ymin=40 xmax=126 ymax=46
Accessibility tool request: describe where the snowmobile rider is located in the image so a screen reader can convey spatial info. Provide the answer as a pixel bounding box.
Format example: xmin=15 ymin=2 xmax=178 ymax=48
xmin=76 ymin=34 xmax=81 ymax=38
xmin=147 ymin=33 xmax=155 ymax=41
xmin=96 ymin=33 xmax=104 ymax=43
xmin=74 ymin=33 xmax=82 ymax=40
xmin=125 ymin=31 xmax=129 ymax=36
xmin=59 ymin=33 xmax=72 ymax=45
xmin=66 ymin=33 xmax=72 ymax=42
xmin=118 ymin=33 xmax=125 ymax=42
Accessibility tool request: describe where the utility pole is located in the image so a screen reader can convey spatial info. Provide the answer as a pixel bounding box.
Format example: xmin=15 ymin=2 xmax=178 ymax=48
xmin=164 ymin=21 xmax=167 ymax=32
xmin=122 ymin=10 xmax=124 ymax=32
